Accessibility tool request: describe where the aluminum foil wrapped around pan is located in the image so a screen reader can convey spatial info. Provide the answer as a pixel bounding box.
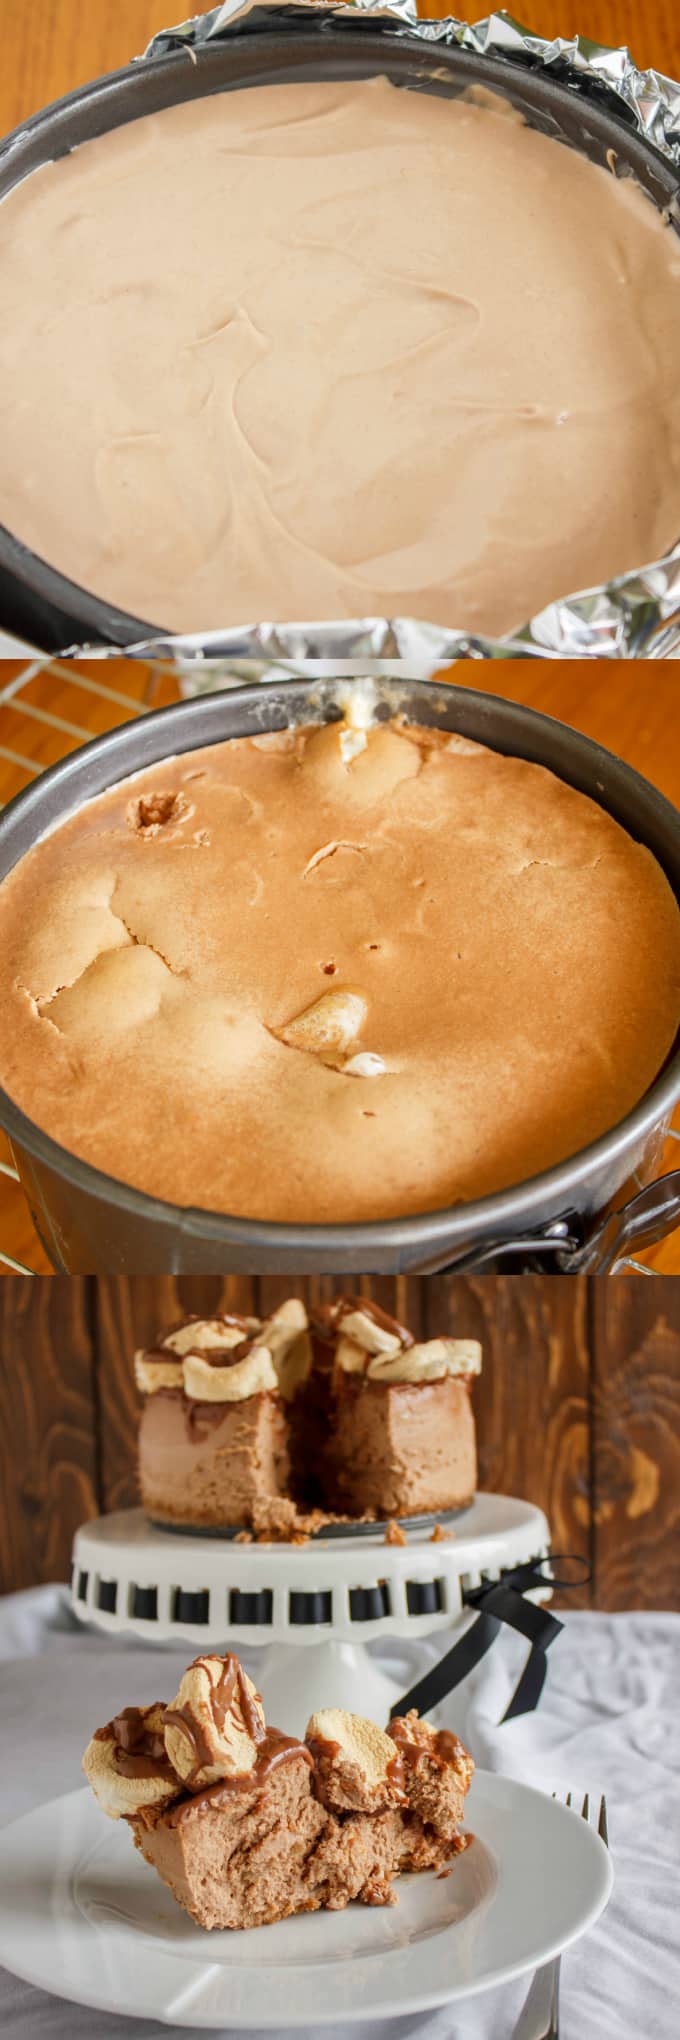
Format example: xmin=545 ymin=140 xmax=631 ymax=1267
xmin=120 ymin=1 xmax=680 ymax=665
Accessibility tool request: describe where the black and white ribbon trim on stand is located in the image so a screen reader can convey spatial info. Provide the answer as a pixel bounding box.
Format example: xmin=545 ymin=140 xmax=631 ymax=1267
xmin=391 ymin=1556 xmax=590 ymax=1724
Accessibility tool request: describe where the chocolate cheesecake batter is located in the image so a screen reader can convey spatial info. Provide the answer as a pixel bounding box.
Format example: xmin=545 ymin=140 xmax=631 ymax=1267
xmin=0 ymin=75 xmax=679 ymax=634
xmin=1 ymin=713 xmax=680 ymax=1221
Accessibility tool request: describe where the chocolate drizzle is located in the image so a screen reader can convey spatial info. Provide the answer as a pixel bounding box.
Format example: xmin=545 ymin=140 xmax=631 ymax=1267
xmin=389 ymin=1717 xmax=468 ymax=1773
xmin=192 ymin=1338 xmax=255 ymax=1368
xmin=168 ymin=1728 xmax=313 ymax=1822
xmin=95 ymin=1705 xmax=177 ymax=1783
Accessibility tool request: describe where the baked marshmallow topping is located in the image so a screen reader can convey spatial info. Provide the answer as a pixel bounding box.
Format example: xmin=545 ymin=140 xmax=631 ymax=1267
xmin=1 ymin=712 xmax=679 ymax=1221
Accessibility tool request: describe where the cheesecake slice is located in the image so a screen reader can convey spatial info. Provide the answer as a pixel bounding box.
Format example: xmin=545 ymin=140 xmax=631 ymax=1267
xmin=312 ymin=1297 xmax=480 ymax=1518
xmin=83 ymin=1651 xmax=474 ymax=1930
xmin=135 ymin=1304 xmax=310 ymax=1529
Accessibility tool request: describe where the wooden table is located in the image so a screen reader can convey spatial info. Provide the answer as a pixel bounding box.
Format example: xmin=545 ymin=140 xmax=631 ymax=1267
xmin=0 ymin=2 xmax=678 ymax=130
xmin=2 ymin=658 xmax=680 ymax=1274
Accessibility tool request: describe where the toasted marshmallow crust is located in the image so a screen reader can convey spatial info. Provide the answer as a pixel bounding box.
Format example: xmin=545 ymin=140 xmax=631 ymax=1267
xmin=163 ymin=1655 xmax=266 ymax=1790
xmin=82 ymin=1704 xmax=180 ymax=1820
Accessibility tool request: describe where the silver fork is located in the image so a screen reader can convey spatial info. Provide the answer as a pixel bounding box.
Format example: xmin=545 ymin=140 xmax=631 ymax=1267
xmin=511 ymin=1793 xmax=609 ymax=2040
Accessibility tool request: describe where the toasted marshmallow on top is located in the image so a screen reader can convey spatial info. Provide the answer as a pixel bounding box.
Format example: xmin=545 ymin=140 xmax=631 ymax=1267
xmin=337 ymin=1321 xmax=482 ymax=1384
xmin=368 ymin=1338 xmax=482 ymax=1384
xmin=259 ymin=1298 xmax=312 ymax=1400
xmin=275 ymin=988 xmax=368 ymax=1063
xmin=306 ymin=1707 xmax=406 ymax=1813
xmin=135 ymin=1315 xmax=258 ymax=1395
xmin=164 ymin=1317 xmax=258 ymax=1357
xmin=335 ymin=1306 xmax=403 ymax=1357
xmin=134 ymin=1349 xmax=183 ymax=1395
xmin=82 ymin=1703 xmax=180 ymax=1821
xmin=335 ymin=678 xmax=377 ymax=757
xmin=163 ymin=1653 xmax=266 ymax=1790
xmin=181 ymin=1345 xmax=278 ymax=1403
xmin=343 ymin=1051 xmax=386 ymax=1078
xmin=136 ymin=1306 xmax=310 ymax=1405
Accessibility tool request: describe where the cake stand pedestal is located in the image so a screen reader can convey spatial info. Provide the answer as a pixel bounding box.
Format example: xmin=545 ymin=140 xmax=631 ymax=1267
xmin=71 ymin=1494 xmax=551 ymax=1732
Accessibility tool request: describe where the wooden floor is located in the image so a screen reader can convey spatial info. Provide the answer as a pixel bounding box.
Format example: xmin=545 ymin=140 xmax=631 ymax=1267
xmin=1 ymin=1272 xmax=679 ymax=1610
xmin=2 ymin=662 xmax=680 ymax=1273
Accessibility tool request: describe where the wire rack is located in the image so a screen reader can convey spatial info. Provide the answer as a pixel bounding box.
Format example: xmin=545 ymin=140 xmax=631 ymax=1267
xmin=0 ymin=655 xmax=182 ymax=1272
xmin=1 ymin=655 xmax=679 ymax=1276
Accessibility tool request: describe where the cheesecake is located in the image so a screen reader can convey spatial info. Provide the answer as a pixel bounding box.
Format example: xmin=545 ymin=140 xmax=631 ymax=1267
xmin=82 ymin=1650 xmax=474 ymax=1929
xmin=1 ymin=707 xmax=679 ymax=1225
xmin=0 ymin=77 xmax=679 ymax=634
xmin=136 ymin=1299 xmax=480 ymax=1532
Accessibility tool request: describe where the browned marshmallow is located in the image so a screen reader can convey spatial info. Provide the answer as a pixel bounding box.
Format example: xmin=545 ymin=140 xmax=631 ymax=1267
xmin=306 ymin=1708 xmax=407 ymax=1813
xmin=82 ymin=1704 xmax=181 ymax=1820
xmin=163 ymin=1654 xmax=266 ymax=1790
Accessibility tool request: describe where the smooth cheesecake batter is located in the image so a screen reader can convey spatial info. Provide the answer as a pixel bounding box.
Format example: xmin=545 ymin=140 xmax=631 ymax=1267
xmin=0 ymin=710 xmax=679 ymax=1221
xmin=0 ymin=75 xmax=679 ymax=634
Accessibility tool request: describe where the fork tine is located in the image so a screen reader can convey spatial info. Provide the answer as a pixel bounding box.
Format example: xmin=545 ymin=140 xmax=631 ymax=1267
xmin=598 ymin=1797 xmax=609 ymax=1847
xmin=581 ymin=1793 xmax=590 ymax=1821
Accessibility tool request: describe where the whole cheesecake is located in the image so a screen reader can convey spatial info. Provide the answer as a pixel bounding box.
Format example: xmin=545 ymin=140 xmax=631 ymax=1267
xmin=1 ymin=706 xmax=679 ymax=1226
xmin=0 ymin=77 xmax=679 ymax=634
xmin=135 ymin=1299 xmax=481 ymax=1533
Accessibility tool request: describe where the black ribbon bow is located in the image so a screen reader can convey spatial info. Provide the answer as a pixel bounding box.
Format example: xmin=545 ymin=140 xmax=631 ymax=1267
xmin=391 ymin=1555 xmax=589 ymax=1725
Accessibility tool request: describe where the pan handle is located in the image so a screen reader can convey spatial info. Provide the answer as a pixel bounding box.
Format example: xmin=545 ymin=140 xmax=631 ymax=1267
xmin=557 ymin=1168 xmax=680 ymax=1273
xmin=413 ymin=1169 xmax=680 ymax=1275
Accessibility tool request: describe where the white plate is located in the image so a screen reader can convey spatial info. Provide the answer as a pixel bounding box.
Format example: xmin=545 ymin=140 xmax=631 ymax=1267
xmin=0 ymin=1773 xmax=612 ymax=2027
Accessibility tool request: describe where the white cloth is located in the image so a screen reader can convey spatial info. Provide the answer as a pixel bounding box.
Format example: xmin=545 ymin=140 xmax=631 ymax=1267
xmin=0 ymin=1588 xmax=678 ymax=2040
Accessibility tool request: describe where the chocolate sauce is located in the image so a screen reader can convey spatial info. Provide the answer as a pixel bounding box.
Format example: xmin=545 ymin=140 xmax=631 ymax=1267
xmin=94 ymin=1705 xmax=177 ymax=1783
xmin=168 ymin=1727 xmax=313 ymax=1822
xmin=195 ymin=1338 xmax=255 ymax=1367
xmin=336 ymin=1372 xmax=445 ymax=1405
xmin=389 ymin=1717 xmax=468 ymax=1772
xmin=140 ymin=1348 xmax=183 ymax=1369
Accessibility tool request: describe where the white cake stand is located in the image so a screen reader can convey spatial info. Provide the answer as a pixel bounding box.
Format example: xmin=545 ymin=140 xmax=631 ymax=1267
xmin=71 ymin=1494 xmax=551 ymax=1731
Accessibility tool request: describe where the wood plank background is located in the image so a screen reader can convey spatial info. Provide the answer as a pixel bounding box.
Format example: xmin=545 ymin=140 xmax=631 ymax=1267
xmin=1 ymin=1273 xmax=678 ymax=1610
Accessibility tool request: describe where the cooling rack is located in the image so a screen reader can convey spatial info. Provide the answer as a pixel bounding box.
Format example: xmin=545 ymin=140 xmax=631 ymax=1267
xmin=0 ymin=656 xmax=180 ymax=1272
xmin=1 ymin=655 xmax=679 ymax=1275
